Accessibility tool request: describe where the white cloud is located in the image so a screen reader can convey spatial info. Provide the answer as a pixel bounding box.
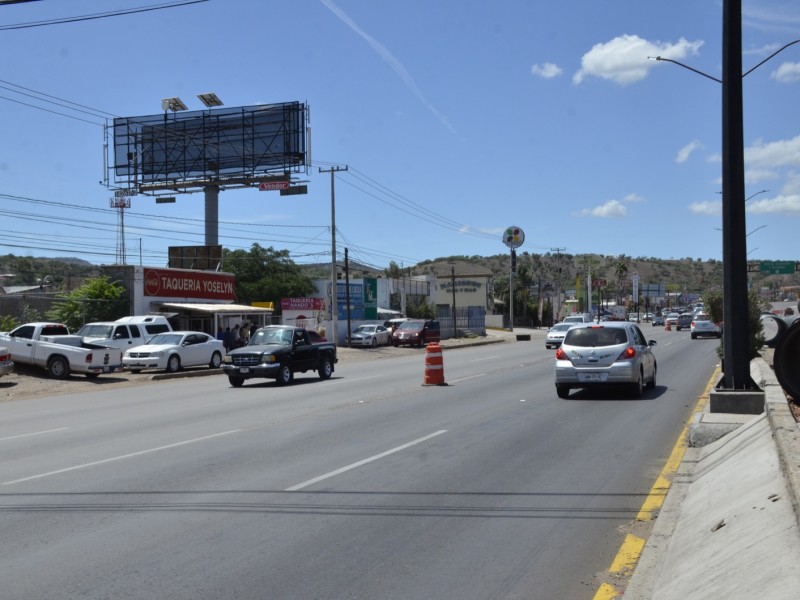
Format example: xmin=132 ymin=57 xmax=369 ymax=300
xmin=573 ymin=35 xmax=704 ymax=85
xmin=676 ymin=140 xmax=703 ymax=163
xmin=623 ymin=193 xmax=645 ymax=203
xmin=531 ymin=62 xmax=563 ymax=79
xmin=689 ymin=200 xmax=721 ymax=215
xmin=771 ymin=61 xmax=800 ymax=83
xmin=573 ymin=200 xmax=627 ymax=218
xmin=748 ymin=194 xmax=800 ymax=214
xmin=745 ymin=134 xmax=800 ymax=169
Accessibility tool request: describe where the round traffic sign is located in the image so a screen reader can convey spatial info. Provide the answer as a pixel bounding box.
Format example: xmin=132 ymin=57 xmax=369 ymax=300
xmin=503 ymin=226 xmax=525 ymax=249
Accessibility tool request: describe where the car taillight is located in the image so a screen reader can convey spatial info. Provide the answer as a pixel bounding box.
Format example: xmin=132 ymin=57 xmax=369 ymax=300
xmin=85 ymin=353 xmax=93 ymax=364
xmin=617 ymin=346 xmax=636 ymax=360
xmin=555 ymin=347 xmax=569 ymax=360
xmin=0 ymin=352 xmax=9 ymax=361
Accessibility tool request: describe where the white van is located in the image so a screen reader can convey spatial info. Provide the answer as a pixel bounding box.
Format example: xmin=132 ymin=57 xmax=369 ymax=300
xmin=563 ymin=313 xmax=594 ymax=324
xmin=76 ymin=315 xmax=173 ymax=351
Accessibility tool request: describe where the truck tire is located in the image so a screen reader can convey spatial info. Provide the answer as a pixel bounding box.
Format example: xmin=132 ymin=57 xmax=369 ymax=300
xmin=318 ymin=356 xmax=333 ymax=380
xmin=47 ymin=355 xmax=70 ymax=379
xmin=276 ymin=363 xmax=293 ymax=385
xmin=228 ymin=376 xmax=244 ymax=387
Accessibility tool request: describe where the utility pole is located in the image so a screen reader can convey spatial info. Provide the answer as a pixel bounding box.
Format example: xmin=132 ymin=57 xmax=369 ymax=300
xmin=551 ymin=247 xmax=566 ymax=322
xmin=319 ymin=165 xmax=348 ymax=346
xmin=451 ymin=265 xmax=457 ymax=338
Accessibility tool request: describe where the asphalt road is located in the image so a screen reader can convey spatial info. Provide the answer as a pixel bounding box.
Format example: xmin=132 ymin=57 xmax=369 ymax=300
xmin=0 ymin=326 xmax=718 ymax=599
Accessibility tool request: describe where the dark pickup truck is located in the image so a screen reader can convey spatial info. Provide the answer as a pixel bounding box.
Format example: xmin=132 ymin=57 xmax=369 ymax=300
xmin=222 ymin=325 xmax=337 ymax=387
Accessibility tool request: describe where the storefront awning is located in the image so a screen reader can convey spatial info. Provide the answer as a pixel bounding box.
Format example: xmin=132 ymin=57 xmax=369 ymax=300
xmin=158 ymin=302 xmax=273 ymax=315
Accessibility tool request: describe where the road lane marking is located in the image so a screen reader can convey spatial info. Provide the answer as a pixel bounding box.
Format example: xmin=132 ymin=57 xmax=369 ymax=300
xmin=0 ymin=428 xmax=68 ymax=442
xmin=592 ymin=365 xmax=719 ymax=599
xmin=329 ymin=375 xmax=383 ymax=384
xmin=285 ymin=430 xmax=448 ymax=492
xmin=2 ymin=429 xmax=242 ymax=485
xmin=448 ymin=373 xmax=486 ymax=384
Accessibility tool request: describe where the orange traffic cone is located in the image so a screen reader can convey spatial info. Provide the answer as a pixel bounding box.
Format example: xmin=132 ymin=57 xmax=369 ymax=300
xmin=665 ymin=320 xmax=671 ymax=331
xmin=423 ymin=342 xmax=447 ymax=386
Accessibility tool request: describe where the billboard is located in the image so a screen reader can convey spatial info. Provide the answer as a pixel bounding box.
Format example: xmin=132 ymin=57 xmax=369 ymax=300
xmin=112 ymin=101 xmax=307 ymax=189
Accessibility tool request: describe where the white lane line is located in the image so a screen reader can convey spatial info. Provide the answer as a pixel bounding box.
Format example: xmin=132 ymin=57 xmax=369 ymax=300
xmin=2 ymin=429 xmax=242 ymax=486
xmin=0 ymin=428 xmax=68 ymax=442
xmin=329 ymin=375 xmax=382 ymax=384
xmin=285 ymin=430 xmax=448 ymax=492
xmin=470 ymin=355 xmax=499 ymax=362
xmin=448 ymin=373 xmax=485 ymax=384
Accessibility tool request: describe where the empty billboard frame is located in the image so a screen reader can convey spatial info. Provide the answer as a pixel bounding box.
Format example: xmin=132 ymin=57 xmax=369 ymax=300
xmin=111 ymin=101 xmax=307 ymax=191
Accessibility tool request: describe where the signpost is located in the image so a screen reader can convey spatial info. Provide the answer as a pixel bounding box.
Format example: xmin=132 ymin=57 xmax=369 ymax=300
xmin=503 ymin=226 xmax=525 ymax=332
xmin=259 ymin=181 xmax=290 ymax=191
xmin=759 ymin=261 xmax=796 ymax=275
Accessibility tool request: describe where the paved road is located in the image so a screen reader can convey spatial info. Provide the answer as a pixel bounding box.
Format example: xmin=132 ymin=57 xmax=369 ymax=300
xmin=0 ymin=326 xmax=717 ymax=599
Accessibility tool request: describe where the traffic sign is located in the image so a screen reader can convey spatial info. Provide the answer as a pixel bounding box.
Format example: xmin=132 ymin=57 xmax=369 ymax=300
xmin=503 ymin=226 xmax=525 ymax=249
xmin=114 ymin=188 xmax=136 ymax=197
xmin=759 ymin=261 xmax=796 ymax=275
xmin=259 ymin=181 xmax=290 ymax=191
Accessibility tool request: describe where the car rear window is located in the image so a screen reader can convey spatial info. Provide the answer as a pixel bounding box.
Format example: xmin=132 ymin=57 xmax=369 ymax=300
xmin=565 ymin=327 xmax=628 ymax=347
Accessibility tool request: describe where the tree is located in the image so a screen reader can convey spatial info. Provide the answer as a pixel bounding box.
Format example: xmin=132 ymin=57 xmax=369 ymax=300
xmin=222 ymin=244 xmax=316 ymax=310
xmin=705 ymin=289 xmax=765 ymax=361
xmin=405 ymin=295 xmax=437 ymax=319
xmin=46 ymin=276 xmax=127 ymax=330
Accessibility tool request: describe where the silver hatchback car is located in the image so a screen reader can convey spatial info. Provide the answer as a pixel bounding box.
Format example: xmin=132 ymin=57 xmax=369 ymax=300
xmin=554 ymin=321 xmax=657 ymax=399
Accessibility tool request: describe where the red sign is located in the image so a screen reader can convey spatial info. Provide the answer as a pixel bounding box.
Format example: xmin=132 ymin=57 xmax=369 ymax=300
xmin=281 ymin=297 xmax=324 ymax=310
xmin=259 ymin=181 xmax=290 ymax=191
xmin=143 ymin=268 xmax=235 ymax=301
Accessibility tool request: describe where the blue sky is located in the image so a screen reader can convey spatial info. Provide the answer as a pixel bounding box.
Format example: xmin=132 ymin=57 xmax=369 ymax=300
xmin=2 ymin=0 xmax=800 ymax=271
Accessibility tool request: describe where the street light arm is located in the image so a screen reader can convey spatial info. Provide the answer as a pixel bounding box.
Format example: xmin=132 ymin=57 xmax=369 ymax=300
xmin=743 ymin=39 xmax=800 ymax=78
xmin=648 ymin=56 xmax=723 ymax=83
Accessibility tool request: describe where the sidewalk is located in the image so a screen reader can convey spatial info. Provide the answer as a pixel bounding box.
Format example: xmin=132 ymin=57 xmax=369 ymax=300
xmin=623 ymin=356 xmax=800 ymax=599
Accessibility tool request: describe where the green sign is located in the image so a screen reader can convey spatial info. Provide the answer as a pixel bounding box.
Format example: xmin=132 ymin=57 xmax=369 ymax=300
xmin=759 ymin=261 xmax=796 ymax=275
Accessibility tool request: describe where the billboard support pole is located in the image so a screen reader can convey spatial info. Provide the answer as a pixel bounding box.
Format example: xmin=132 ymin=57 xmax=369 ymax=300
xmin=204 ymin=184 xmax=219 ymax=246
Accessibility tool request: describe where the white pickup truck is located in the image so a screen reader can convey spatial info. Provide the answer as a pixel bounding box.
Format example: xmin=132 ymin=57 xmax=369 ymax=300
xmin=0 ymin=322 xmax=123 ymax=379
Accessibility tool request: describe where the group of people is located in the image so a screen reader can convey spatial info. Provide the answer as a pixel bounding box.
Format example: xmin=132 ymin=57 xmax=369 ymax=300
xmin=217 ymin=322 xmax=259 ymax=352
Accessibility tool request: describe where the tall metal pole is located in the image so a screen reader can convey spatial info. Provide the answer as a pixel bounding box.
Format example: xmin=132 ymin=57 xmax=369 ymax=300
xmin=319 ymin=165 xmax=348 ymax=347
xmin=451 ymin=265 xmax=457 ymax=338
xmin=721 ymin=0 xmax=752 ymax=389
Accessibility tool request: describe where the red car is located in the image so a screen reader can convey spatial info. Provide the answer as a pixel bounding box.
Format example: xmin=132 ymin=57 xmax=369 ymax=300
xmin=391 ymin=319 xmax=441 ymax=347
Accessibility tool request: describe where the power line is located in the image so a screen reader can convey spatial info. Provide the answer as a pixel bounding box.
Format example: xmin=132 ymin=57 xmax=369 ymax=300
xmin=0 ymin=0 xmax=209 ymax=30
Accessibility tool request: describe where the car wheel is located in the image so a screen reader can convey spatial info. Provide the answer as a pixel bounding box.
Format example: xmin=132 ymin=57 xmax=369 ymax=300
xmin=556 ymin=384 xmax=570 ymax=399
xmin=630 ymin=370 xmax=644 ymax=398
xmin=371 ymin=337 xmax=377 ymax=348
xmin=209 ymin=351 xmax=222 ymax=369
xmin=47 ymin=356 xmax=70 ymax=379
xmin=228 ymin=376 xmax=244 ymax=387
xmin=318 ymin=356 xmax=333 ymax=380
xmin=647 ymin=364 xmax=657 ymax=390
xmin=166 ymin=354 xmax=181 ymax=373
xmin=277 ymin=363 xmax=293 ymax=385
xmin=691 ymin=333 xmax=697 ymax=339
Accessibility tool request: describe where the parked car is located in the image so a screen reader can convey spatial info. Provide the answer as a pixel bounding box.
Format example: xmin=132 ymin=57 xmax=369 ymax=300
xmin=675 ymin=313 xmax=693 ymax=331
xmin=384 ymin=318 xmax=410 ymax=334
xmin=651 ymin=315 xmax=664 ymax=326
xmin=122 ymin=331 xmax=224 ymax=373
xmin=0 ymin=346 xmax=13 ymax=377
xmin=554 ymin=321 xmax=657 ymax=399
xmin=691 ymin=313 xmax=721 ymax=339
xmin=563 ymin=313 xmax=594 ymax=324
xmin=545 ymin=322 xmax=573 ymax=349
xmin=391 ymin=319 xmax=441 ymax=347
xmin=350 ymin=324 xmax=391 ymax=347
xmin=76 ymin=321 xmax=150 ymax=351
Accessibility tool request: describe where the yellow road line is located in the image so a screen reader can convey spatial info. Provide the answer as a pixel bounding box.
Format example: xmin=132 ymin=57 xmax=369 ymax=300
xmin=592 ymin=366 xmax=719 ymax=599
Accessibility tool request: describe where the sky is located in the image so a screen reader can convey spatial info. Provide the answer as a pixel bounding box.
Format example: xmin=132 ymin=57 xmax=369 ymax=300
xmin=2 ymin=0 xmax=800 ymax=273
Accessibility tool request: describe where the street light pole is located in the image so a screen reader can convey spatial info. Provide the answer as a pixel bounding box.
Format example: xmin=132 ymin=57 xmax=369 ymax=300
xmin=451 ymin=265 xmax=457 ymax=338
xmin=319 ymin=165 xmax=348 ymax=346
xmin=721 ymin=0 xmax=753 ymax=390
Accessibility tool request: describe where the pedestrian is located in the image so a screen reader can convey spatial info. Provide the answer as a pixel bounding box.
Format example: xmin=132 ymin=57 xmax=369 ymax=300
xmin=223 ymin=326 xmax=233 ymax=352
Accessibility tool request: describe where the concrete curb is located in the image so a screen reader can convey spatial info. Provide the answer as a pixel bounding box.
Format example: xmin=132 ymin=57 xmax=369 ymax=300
xmin=624 ymin=357 xmax=800 ymax=598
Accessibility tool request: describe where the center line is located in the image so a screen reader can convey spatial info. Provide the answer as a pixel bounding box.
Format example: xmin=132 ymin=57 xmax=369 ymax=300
xmin=285 ymin=430 xmax=448 ymax=492
xmin=3 ymin=429 xmax=242 ymax=485
xmin=0 ymin=428 xmax=68 ymax=442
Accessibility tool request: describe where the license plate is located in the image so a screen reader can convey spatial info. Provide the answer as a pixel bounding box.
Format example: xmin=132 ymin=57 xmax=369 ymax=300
xmin=579 ymin=372 xmax=604 ymax=382
xmin=239 ymin=367 xmax=250 ymax=373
